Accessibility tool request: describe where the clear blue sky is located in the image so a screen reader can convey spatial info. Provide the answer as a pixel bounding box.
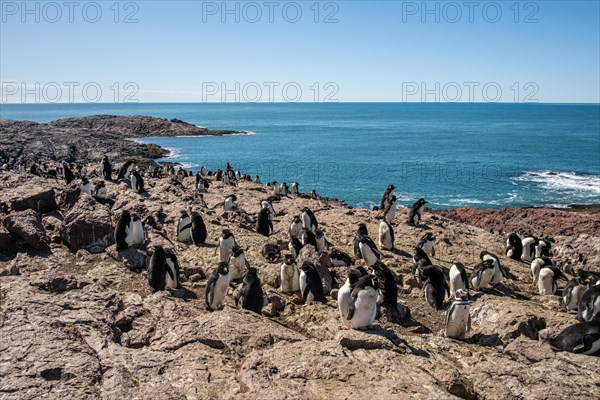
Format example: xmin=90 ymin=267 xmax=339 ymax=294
xmin=1 ymin=0 xmax=599 ymax=103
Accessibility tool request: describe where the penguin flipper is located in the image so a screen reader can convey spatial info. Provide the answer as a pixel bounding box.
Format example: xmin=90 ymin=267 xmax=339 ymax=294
xmin=444 ymin=304 xmax=453 ymax=327
xmin=444 ymin=280 xmax=450 ymax=297
xmin=347 ymin=297 xmax=357 ymax=321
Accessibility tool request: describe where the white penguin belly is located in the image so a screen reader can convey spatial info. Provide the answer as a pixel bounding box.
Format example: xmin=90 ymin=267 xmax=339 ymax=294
xmin=449 ymin=269 xmax=465 ymax=297
xmin=289 ymin=223 xmax=302 ymax=239
xmin=316 ymin=237 xmax=326 ymax=253
xmin=472 ymin=269 xmax=493 ymax=289
xmin=219 ymin=238 xmax=234 ymax=262
xmin=224 ymin=198 xmax=234 ymax=211
xmin=210 ymin=274 xmax=230 ymax=310
xmin=165 ymin=259 xmax=177 ymax=290
xmin=229 ymin=255 xmax=246 ymax=281
xmin=350 ymin=288 xmax=378 ymax=329
xmin=445 ymin=305 xmax=470 ymax=339
xmin=359 ymin=243 xmax=378 ymax=267
xmin=538 ymin=269 xmax=554 ymax=295
xmin=132 ymin=221 xmax=144 ymax=245
xmin=490 ymin=265 xmax=503 ymax=285
xmin=421 ymin=241 xmax=434 ymax=257
xmin=338 ymin=282 xmax=353 ymax=329
xmin=280 ymin=265 xmax=295 ymax=293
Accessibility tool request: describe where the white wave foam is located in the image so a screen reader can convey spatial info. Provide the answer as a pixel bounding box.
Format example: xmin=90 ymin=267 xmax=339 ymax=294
xmin=513 ymin=171 xmax=600 ymax=195
xmin=164 ymin=147 xmax=181 ymax=158
xmin=179 ymin=162 xmax=200 ymax=169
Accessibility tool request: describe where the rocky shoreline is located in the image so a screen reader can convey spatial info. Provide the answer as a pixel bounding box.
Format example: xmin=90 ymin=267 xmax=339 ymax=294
xmin=1 ymin=116 xmax=599 ymax=399
xmin=0 ymin=115 xmax=245 ymax=166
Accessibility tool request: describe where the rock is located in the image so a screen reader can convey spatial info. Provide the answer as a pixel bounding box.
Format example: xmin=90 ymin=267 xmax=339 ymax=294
xmin=503 ymin=337 xmax=555 ymax=365
xmin=30 ymin=276 xmax=91 ymax=293
xmin=296 ymin=244 xmax=333 ymax=295
xmin=0 ymin=264 xmax=20 ymax=276
xmin=7 ymin=188 xmax=57 ymax=213
xmin=189 ymin=273 xmax=203 ymax=282
xmin=260 ymin=263 xmax=281 ymax=289
xmin=3 ymin=209 xmax=50 ymax=251
xmin=57 ymin=182 xmax=81 ymax=211
xmin=336 ymin=329 xmax=397 ymax=351
xmin=59 ymin=193 xmax=114 ymax=251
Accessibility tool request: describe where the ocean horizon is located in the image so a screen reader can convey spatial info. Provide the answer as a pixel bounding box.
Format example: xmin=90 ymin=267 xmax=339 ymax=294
xmin=1 ymin=102 xmax=599 ymax=209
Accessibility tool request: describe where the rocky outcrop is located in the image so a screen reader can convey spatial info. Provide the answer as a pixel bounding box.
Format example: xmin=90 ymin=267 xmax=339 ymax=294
xmin=436 ymin=206 xmax=600 ymax=237
xmin=0 ymin=115 xmax=243 ymax=165
xmin=3 ymin=209 xmax=50 ymax=251
xmin=59 ymin=194 xmax=114 ymax=252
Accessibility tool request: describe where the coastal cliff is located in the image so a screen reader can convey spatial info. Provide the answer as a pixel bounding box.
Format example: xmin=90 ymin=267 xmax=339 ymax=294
xmin=0 ymin=116 xmax=599 ymax=399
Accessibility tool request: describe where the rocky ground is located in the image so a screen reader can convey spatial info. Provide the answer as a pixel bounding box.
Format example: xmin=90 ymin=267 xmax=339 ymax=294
xmin=1 ymin=115 xmax=599 ymax=399
xmin=0 ymin=115 xmax=243 ymax=166
xmin=1 ymin=166 xmax=599 ymax=400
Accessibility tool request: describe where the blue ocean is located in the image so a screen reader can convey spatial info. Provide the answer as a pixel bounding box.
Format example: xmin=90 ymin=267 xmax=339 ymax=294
xmin=1 ymin=103 xmax=599 ymax=209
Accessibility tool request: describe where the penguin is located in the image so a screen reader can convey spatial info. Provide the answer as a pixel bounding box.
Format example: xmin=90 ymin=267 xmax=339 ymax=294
xmin=79 ymin=177 xmax=92 ymax=195
xmin=383 ymin=195 xmax=397 ymax=224
xmin=407 ymin=198 xmax=427 ymax=226
xmin=444 ymin=289 xmax=471 ymax=339
xmin=315 ymin=229 xmax=327 ymax=253
xmin=470 ymin=259 xmax=495 ymax=291
xmin=299 ymin=262 xmax=327 ymax=303
xmin=480 ymin=251 xmax=507 ymax=285
xmin=562 ymin=278 xmax=589 ymax=311
xmin=378 ymin=220 xmax=394 ymax=251
xmin=535 ymin=237 xmax=553 ymax=258
xmin=205 ymin=262 xmax=231 ymax=311
xmin=380 ymin=184 xmax=395 ymax=210
xmin=371 ymin=261 xmax=397 ymax=308
xmin=114 ymin=210 xmax=132 ymax=251
xmin=280 ymin=254 xmax=300 ymax=293
xmin=190 ymin=212 xmax=207 ymax=245
xmin=302 ymin=228 xmax=318 ymax=249
xmin=147 ymin=246 xmax=174 ymax=292
xmin=412 ymin=246 xmax=432 ymax=267
xmin=329 ymin=248 xmax=354 ymax=267
xmin=197 ymin=179 xmax=208 ymax=193
xmin=301 ymin=207 xmax=318 ymax=232
xmin=353 ymin=223 xmax=369 ymax=258
xmin=261 ymin=200 xmax=276 ymax=222
xmin=449 ymin=262 xmax=470 ymax=298
xmin=339 ymin=269 xmax=366 ymax=329
xmin=288 ymin=215 xmax=303 ymax=239
xmin=63 ymin=162 xmax=75 ymax=184
xmin=559 ymin=259 xmax=575 ymax=276
xmin=272 ymin=181 xmax=280 ymax=195
xmin=417 ymin=232 xmax=435 ymax=257
xmin=292 ymin=182 xmax=299 ymax=195
xmin=235 ymin=267 xmax=264 ymax=314
xmin=130 ymin=170 xmax=144 ymax=193
xmin=176 ymin=210 xmax=192 ymax=243
xmin=256 ymin=207 xmax=273 ymax=237
xmin=117 ymin=160 xmax=135 ymax=180
xmin=214 ymin=169 xmax=223 ymax=181
xmin=262 ymin=243 xmax=280 ymax=262
xmin=200 ymin=166 xmax=207 ymax=177
xmin=163 ymin=249 xmax=181 ymax=290
xmin=226 ymin=245 xmax=247 ymax=281
xmin=223 ymin=194 xmax=237 ymax=211
xmin=100 ymin=156 xmax=112 ymax=180
xmin=521 ymin=236 xmax=538 ymax=262
xmin=538 ymin=265 xmax=565 ymax=295
xmin=288 ymin=236 xmax=303 ymax=258
xmin=358 ymin=236 xmax=382 ymax=267
xmin=280 ymin=182 xmax=289 ymax=195
xmin=548 ymin=317 xmax=600 ymax=355
xmin=419 ymin=264 xmax=449 ymax=310
xmin=530 ymin=257 xmax=553 ymax=286
xmin=346 ymin=274 xmax=380 ymax=329
xmin=128 ymin=214 xmax=145 ymax=247
xmin=577 ymin=285 xmax=600 ymax=322
xmin=254 ymin=175 xmax=261 ymax=184
xmin=94 ymin=181 xmax=108 ymax=198
xmin=506 ymin=232 xmax=523 ymax=261
xmin=218 ymin=229 xmax=236 ymax=262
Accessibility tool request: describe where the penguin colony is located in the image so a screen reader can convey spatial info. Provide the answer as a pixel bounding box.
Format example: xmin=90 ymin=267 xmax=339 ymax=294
xmin=8 ymin=157 xmax=600 ymax=356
